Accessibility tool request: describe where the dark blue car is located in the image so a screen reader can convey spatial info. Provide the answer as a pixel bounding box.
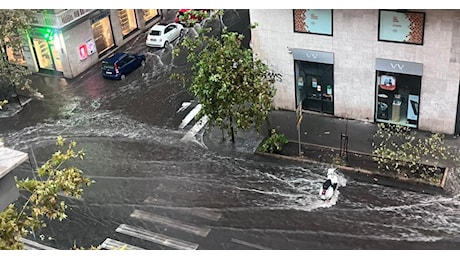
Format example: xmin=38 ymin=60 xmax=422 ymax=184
xmin=101 ymin=52 xmax=146 ymax=80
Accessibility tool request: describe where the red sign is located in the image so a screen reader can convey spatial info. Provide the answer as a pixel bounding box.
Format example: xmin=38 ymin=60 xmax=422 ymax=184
xmin=78 ymin=44 xmax=88 ymax=60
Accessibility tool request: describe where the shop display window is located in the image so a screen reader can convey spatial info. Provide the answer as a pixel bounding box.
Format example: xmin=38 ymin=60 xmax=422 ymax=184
xmin=91 ymin=16 xmax=114 ymax=54
xmin=143 ymin=9 xmax=159 ymax=23
xmin=375 ymin=71 xmax=421 ymax=128
xmin=5 ymin=36 xmax=26 ymax=66
xmin=295 ymin=60 xmax=334 ymax=114
xmin=118 ymin=9 xmax=137 ymax=37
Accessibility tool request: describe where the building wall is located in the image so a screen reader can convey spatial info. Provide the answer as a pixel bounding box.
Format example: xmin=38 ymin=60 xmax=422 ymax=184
xmin=61 ymin=19 xmax=99 ymax=78
xmin=249 ymin=9 xmax=460 ymax=134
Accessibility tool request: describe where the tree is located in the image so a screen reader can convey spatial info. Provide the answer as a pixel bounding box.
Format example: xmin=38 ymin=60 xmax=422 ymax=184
xmin=173 ymin=10 xmax=278 ymax=143
xmin=0 ymin=9 xmax=37 ymax=102
xmin=372 ymin=123 xmax=459 ymax=183
xmin=0 ymin=136 xmax=94 ymax=249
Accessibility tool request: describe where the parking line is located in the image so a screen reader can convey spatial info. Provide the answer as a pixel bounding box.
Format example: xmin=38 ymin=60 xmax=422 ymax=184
xmin=116 ymin=224 xmax=199 ymax=250
xmin=20 ymin=238 xmax=57 ymax=250
xmin=231 ymin=238 xmax=272 ymax=250
xmin=101 ymin=238 xmax=145 ymax=250
xmin=189 ymin=208 xmax=222 ymax=221
xmin=179 ymin=104 xmax=201 ymax=129
xmin=130 ymin=209 xmax=211 ymax=237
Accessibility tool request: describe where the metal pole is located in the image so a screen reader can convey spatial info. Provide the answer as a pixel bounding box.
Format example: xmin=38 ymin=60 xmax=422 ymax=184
xmin=298 ymin=126 xmax=301 ymax=156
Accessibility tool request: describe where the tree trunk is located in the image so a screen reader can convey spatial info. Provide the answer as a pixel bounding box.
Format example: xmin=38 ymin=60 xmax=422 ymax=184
xmin=230 ymin=116 xmax=235 ymax=143
xmin=265 ymin=117 xmax=272 ymax=137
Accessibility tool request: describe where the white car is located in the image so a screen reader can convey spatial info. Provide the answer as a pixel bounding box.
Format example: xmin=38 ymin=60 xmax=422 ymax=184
xmin=146 ymin=22 xmax=184 ymax=48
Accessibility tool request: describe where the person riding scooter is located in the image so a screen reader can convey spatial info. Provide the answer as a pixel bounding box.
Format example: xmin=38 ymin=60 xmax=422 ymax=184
xmin=319 ymin=168 xmax=338 ymax=200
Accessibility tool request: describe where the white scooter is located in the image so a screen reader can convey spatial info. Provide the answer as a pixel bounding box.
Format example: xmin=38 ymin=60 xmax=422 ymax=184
xmin=319 ymin=168 xmax=339 ymax=201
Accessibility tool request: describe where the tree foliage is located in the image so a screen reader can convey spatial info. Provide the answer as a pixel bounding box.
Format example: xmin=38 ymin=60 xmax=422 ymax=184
xmin=0 ymin=136 xmax=94 ymax=249
xmin=0 ymin=9 xmax=37 ymax=99
xmin=173 ymin=10 xmax=277 ymax=140
xmin=372 ymin=123 xmax=459 ymax=183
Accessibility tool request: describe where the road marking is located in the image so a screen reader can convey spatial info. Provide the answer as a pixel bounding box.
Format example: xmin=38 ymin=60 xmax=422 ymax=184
xmin=231 ymin=238 xmax=272 ymax=250
xmin=130 ymin=209 xmax=210 ymax=237
xmin=116 ymin=224 xmax=199 ymax=250
xmin=176 ymin=102 xmax=192 ymax=113
xmin=141 ymin=198 xmax=222 ymax=222
xmin=20 ymin=238 xmax=56 ymax=250
xmin=101 ymin=238 xmax=145 ymax=250
xmin=189 ymin=208 xmax=222 ymax=221
xmin=179 ymin=104 xmax=201 ymax=129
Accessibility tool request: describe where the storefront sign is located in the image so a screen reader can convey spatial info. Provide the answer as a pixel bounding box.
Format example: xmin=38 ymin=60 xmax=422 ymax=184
xmin=90 ymin=9 xmax=111 ymax=24
xmin=78 ymin=44 xmax=88 ymax=60
xmin=86 ymin=39 xmax=96 ymax=55
xmin=375 ymin=58 xmax=423 ymax=76
xmin=292 ymin=48 xmax=334 ymax=64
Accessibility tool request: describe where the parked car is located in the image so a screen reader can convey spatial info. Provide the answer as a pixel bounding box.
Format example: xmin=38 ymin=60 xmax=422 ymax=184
xmin=145 ymin=22 xmax=184 ymax=48
xmin=101 ymin=52 xmax=145 ymax=80
xmin=174 ymin=9 xmax=210 ymax=27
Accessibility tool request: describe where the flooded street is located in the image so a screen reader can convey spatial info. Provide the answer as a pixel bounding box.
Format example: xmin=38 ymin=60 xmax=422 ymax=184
xmin=1 ymin=10 xmax=460 ymax=250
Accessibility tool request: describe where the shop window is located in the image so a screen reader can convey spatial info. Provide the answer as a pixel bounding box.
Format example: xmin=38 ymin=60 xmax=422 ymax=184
xmin=295 ymin=60 xmax=334 ymax=114
xmin=32 ymin=38 xmax=54 ymax=70
xmin=143 ymin=9 xmax=159 ymax=23
xmin=375 ymin=71 xmax=421 ymax=128
xmin=293 ymin=9 xmax=333 ymax=36
xmin=5 ymin=36 xmax=26 ymax=66
xmin=118 ymin=9 xmax=137 ymax=37
xmin=378 ymin=10 xmax=425 ymax=45
xmin=91 ymin=16 xmax=114 ymax=54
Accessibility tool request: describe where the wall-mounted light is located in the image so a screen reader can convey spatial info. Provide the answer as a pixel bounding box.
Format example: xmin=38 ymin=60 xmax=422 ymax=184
xmin=287 ymin=47 xmax=292 ymax=54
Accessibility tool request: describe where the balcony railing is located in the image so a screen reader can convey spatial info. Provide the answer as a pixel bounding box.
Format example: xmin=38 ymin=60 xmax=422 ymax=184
xmin=31 ymin=9 xmax=95 ymax=29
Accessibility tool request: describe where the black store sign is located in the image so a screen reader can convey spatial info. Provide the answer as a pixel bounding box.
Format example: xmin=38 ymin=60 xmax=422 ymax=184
xmin=90 ymin=9 xmax=111 ymax=24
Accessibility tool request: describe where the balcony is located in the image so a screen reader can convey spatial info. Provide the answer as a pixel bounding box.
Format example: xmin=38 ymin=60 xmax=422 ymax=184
xmin=31 ymin=9 xmax=95 ymax=29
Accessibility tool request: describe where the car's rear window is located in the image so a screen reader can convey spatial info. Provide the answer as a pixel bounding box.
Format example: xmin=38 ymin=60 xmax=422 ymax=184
xmin=149 ymin=30 xmax=161 ymax=36
xmin=102 ymin=62 xmax=114 ymax=69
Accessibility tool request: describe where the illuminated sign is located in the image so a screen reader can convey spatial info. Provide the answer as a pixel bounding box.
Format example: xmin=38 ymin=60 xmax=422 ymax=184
xmin=78 ymin=44 xmax=88 ymax=60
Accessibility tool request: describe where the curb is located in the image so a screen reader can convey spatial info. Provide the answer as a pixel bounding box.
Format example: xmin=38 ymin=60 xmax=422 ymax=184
xmin=255 ymin=146 xmax=448 ymax=196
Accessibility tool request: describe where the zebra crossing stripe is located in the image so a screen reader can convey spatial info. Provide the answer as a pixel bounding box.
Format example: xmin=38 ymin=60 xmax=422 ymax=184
xmin=179 ymin=104 xmax=202 ymax=129
xmin=116 ymin=224 xmax=199 ymax=250
xmin=101 ymin=238 xmax=145 ymax=250
xmin=142 ymin=197 xmax=222 ymax=222
xmin=130 ymin=209 xmax=211 ymax=237
xmin=20 ymin=238 xmax=56 ymax=250
xmin=189 ymin=208 xmax=222 ymax=221
xmin=231 ymin=238 xmax=272 ymax=250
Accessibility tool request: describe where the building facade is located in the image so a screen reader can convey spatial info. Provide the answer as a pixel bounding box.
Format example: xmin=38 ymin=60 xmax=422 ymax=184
xmin=7 ymin=9 xmax=162 ymax=79
xmin=249 ymin=9 xmax=460 ymax=135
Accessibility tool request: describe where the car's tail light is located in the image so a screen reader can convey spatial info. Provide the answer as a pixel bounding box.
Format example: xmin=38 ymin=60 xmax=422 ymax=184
xmin=114 ymin=64 xmax=119 ymax=74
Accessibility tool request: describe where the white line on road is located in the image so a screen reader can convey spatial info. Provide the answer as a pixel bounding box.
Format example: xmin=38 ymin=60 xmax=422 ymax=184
xmin=116 ymin=224 xmax=199 ymax=250
xmin=179 ymin=104 xmax=201 ymax=129
xmin=176 ymin=102 xmax=192 ymax=113
xmin=101 ymin=238 xmax=145 ymax=250
xmin=130 ymin=209 xmax=211 ymax=237
xmin=20 ymin=238 xmax=56 ymax=250
xmin=231 ymin=238 xmax=272 ymax=250
xmin=141 ymin=199 xmax=222 ymax=222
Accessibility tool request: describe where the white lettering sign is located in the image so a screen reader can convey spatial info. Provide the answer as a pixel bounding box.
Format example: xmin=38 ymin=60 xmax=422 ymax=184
xmin=390 ymin=63 xmax=405 ymax=70
xmin=305 ymin=53 xmax=318 ymax=59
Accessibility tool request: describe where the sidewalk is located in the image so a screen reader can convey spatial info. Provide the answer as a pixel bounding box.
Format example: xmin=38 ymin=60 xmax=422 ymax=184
xmin=0 ymin=95 xmax=33 ymax=119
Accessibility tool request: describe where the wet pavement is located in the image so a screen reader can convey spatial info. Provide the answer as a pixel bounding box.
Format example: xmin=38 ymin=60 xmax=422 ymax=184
xmin=1 ymin=9 xmax=460 ymax=250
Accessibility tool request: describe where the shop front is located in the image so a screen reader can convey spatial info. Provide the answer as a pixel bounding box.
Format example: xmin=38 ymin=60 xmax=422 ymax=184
xmin=293 ymin=48 xmax=334 ymax=114
xmin=29 ymin=28 xmax=64 ymax=75
xmin=91 ymin=10 xmax=115 ymax=56
xmin=375 ymin=58 xmax=423 ymax=128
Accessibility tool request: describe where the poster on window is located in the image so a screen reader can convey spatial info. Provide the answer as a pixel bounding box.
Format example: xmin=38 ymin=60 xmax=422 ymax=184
xmin=293 ymin=9 xmax=333 ymax=36
xmin=378 ymin=10 xmax=425 ymax=45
